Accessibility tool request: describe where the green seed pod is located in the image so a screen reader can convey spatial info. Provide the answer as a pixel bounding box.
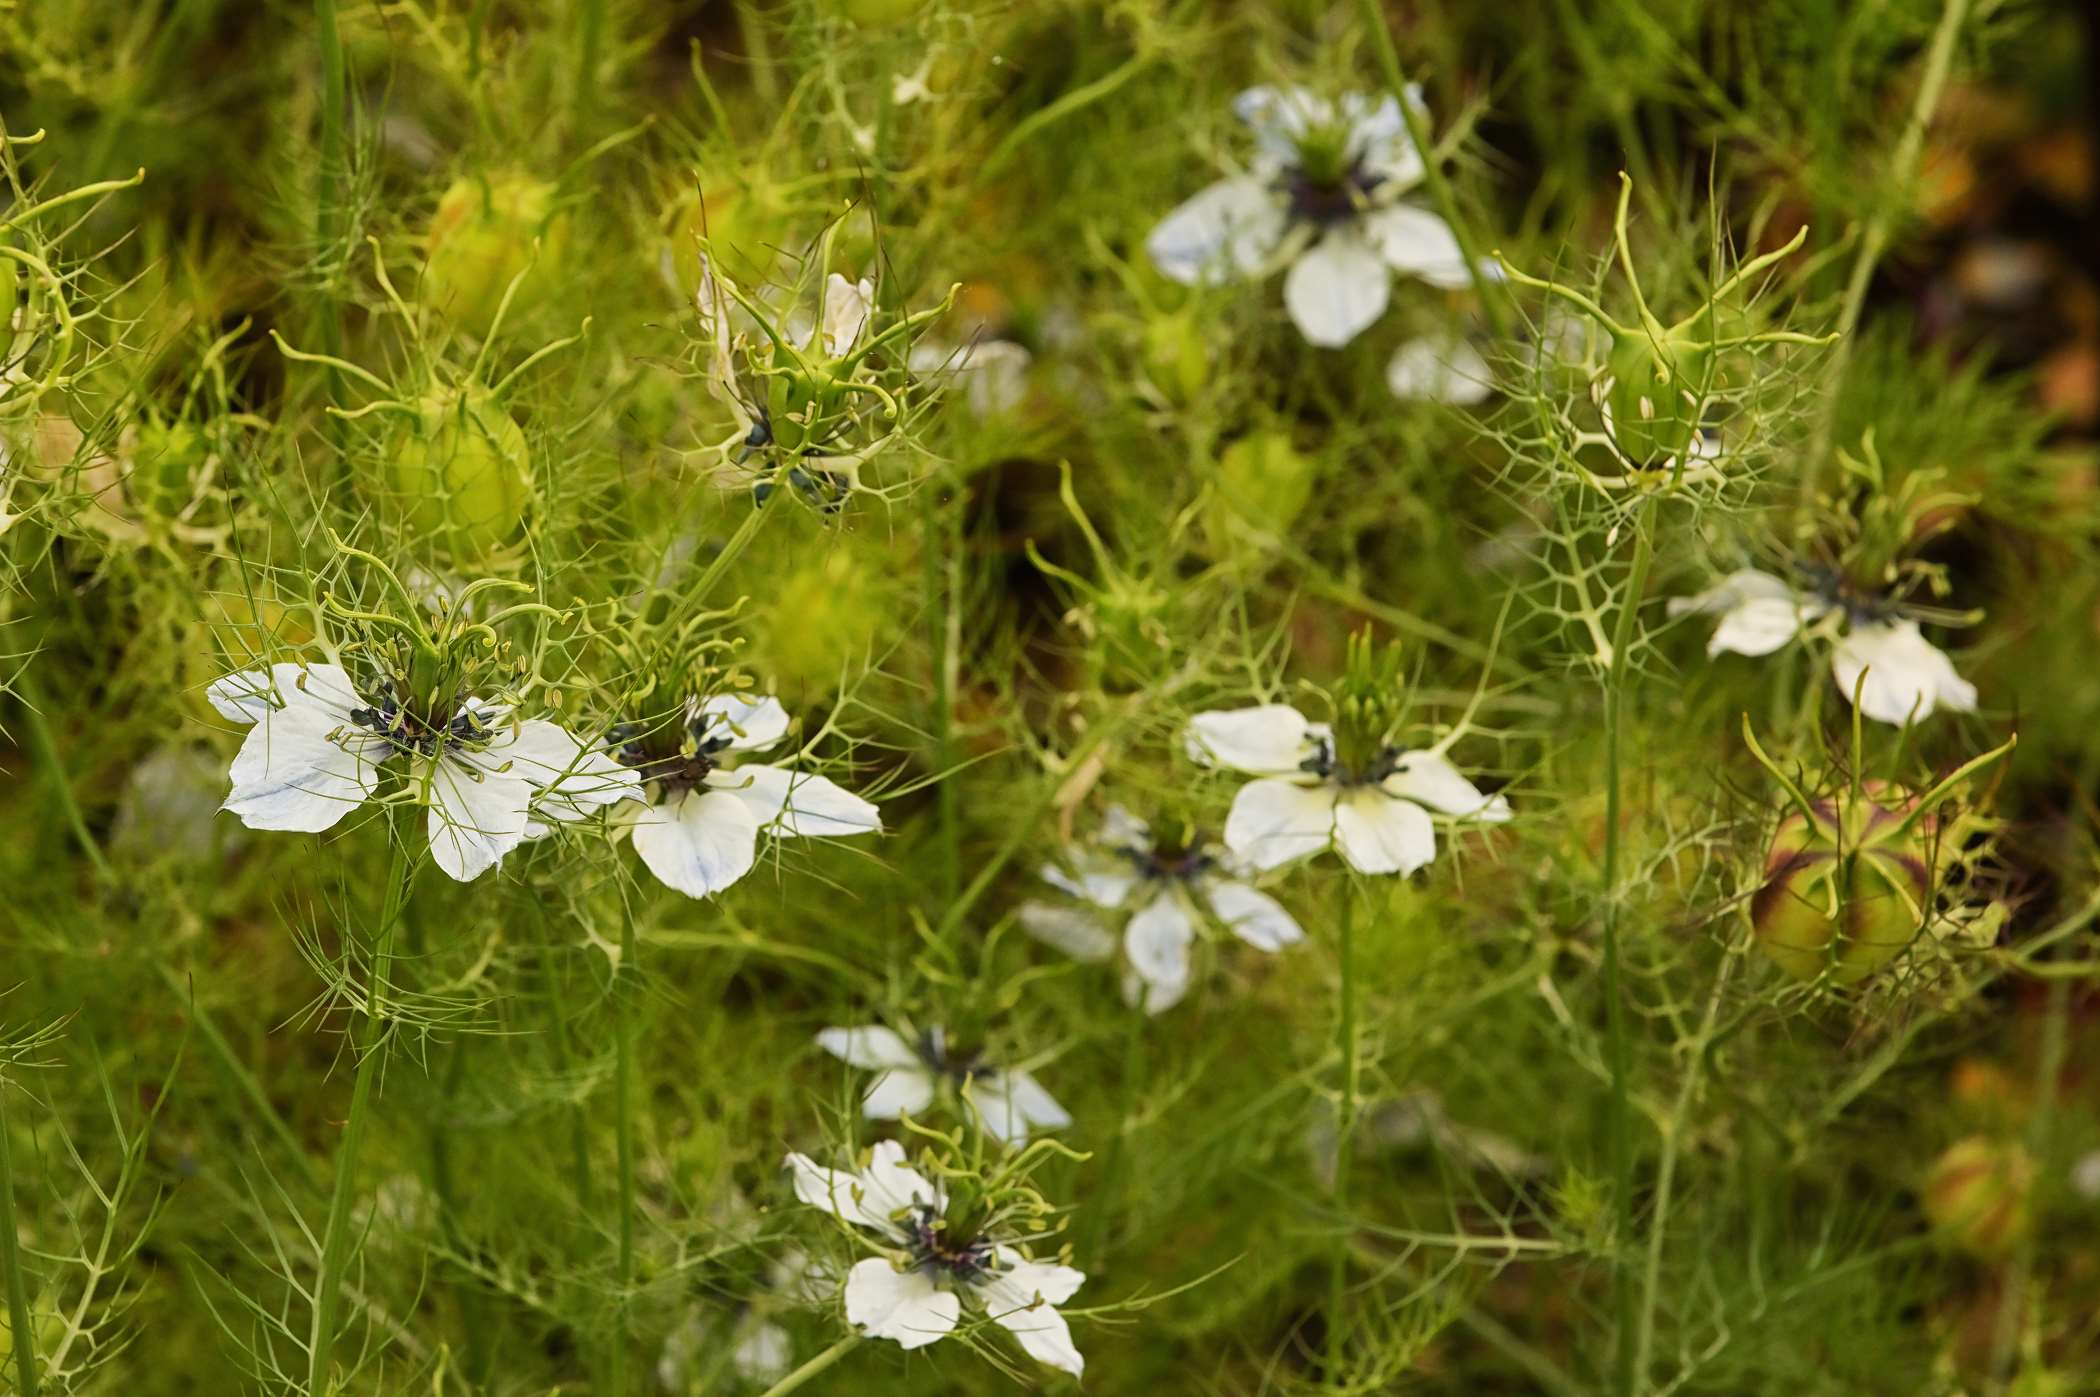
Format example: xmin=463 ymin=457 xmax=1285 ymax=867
xmin=1143 ymin=309 xmax=1209 ymax=406
xmin=386 ymin=385 xmax=531 ymax=560
xmin=1750 ymin=785 xmax=1933 ymax=983
xmin=422 ymin=172 xmax=566 ymax=338
xmin=1209 ymin=430 xmax=1315 ymax=541
xmin=1922 ymin=1136 xmax=2033 ymax=1258
xmin=1602 ymin=329 xmax=1711 ymax=467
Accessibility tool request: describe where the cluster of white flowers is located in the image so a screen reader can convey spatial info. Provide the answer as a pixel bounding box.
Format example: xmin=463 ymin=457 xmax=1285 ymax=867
xmin=1147 ymin=85 xmax=1497 ymax=399
xmin=210 ymin=669 xmax=881 ymax=893
xmin=784 ymin=1142 xmax=1087 ymax=1375
xmin=1670 ymin=569 xmax=1977 ymax=725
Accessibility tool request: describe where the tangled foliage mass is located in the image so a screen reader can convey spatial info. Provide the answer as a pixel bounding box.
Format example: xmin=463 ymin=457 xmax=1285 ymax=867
xmin=4 ymin=0 xmax=2100 ymax=1392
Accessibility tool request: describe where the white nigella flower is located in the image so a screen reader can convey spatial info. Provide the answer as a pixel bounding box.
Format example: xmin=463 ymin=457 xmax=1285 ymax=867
xmin=1147 ymin=85 xmax=1490 ymax=348
xmin=1668 ymin=569 xmax=1979 ymax=726
xmin=1017 ymin=805 xmax=1304 ymax=1013
xmin=783 ymin=1141 xmax=1086 ymax=1375
xmin=208 ymin=662 xmax=637 ymax=882
xmin=1184 ymin=705 xmax=1511 ymax=875
xmin=814 ymin=1025 xmax=1070 ymax=1148
xmin=614 ymin=694 xmax=881 ymax=899
xmin=1386 ymin=333 xmax=1493 ymax=405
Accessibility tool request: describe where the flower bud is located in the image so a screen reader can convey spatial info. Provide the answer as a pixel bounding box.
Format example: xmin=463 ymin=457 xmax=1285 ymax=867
xmin=1749 ymin=785 xmax=1933 ymax=983
xmin=386 ymin=385 xmax=531 ymax=560
xmin=1922 ymin=1136 xmax=2033 ymax=1257
xmin=422 ymin=172 xmax=565 ymax=337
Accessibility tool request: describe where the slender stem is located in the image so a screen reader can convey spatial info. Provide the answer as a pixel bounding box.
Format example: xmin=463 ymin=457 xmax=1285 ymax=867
xmin=1990 ymin=979 xmax=2069 ymax=1380
xmin=609 ymin=900 xmax=641 ymax=1396
xmin=1801 ymin=0 xmax=1969 ymax=504
xmin=0 ymin=1073 xmax=40 ymax=1397
xmin=156 ymin=963 xmax=323 ymax=1192
xmin=308 ymin=811 xmax=414 ymax=1396
xmin=574 ymin=0 xmax=603 ymax=131
xmin=429 ymin=1038 xmax=490 ymax=1384
xmin=312 ymin=0 xmax=348 ymax=365
xmin=1631 ymin=933 xmax=1743 ymax=1390
xmin=1357 ymin=0 xmax=1510 ymax=340
xmin=1604 ymin=495 xmax=1660 ymax=1397
xmin=15 ymin=677 xmax=113 ymax=884
xmin=922 ymin=477 xmax=960 ymax=907
xmin=1327 ymin=874 xmax=1358 ymax=1377
xmin=754 ymin=1334 xmax=860 ymax=1397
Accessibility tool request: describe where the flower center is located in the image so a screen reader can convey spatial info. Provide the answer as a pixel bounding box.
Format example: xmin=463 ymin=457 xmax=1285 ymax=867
xmin=347 ymin=685 xmax=488 ymax=759
xmin=1281 ymin=159 xmax=1383 ymax=227
xmin=1118 ymin=840 xmax=1216 ymax=883
xmin=1301 ymin=733 xmax=1401 ymax=787
xmin=905 ymin=1203 xmax=996 ymax=1283
xmin=915 ymin=1030 xmax=983 ymax=1083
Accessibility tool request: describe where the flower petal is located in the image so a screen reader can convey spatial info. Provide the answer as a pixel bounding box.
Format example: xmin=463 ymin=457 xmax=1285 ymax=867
xmin=424 ymin=759 xmax=533 ymax=882
xmin=970 ymin=1068 xmax=1070 ymax=1147
xmin=498 ymin=719 xmax=642 ymax=822
xmin=844 ymin=1258 xmax=959 ymax=1351
xmin=629 ymin=787 xmax=760 ymax=898
xmin=861 ymin=1068 xmax=938 ymax=1120
xmin=1333 ymin=789 xmax=1436 ymax=876
xmin=815 ymin=1025 xmax=923 ymax=1071
xmin=1146 ymin=176 xmax=1287 ymax=286
xmin=1233 ymin=84 xmax=1328 ymax=165
xmin=1039 ymin=856 xmax=1139 ymax=909
xmin=1223 ymin=777 xmax=1337 ymax=870
xmin=1666 ymin=568 xmax=1796 ymax=617
xmin=1362 ymin=204 xmax=1476 ymax=289
xmin=1708 ymin=595 xmax=1812 ymax=657
xmin=694 ymin=694 xmax=792 ymax=751
xmin=1283 ymin=231 xmax=1391 ymax=348
xmin=820 ymin=274 xmax=874 ymax=357
xmin=1184 ymin=704 xmax=1319 ymax=775
xmin=1346 ymin=88 xmax=1429 ymax=186
xmin=1386 ymin=335 xmax=1492 ymax=405
xmin=1831 ymin=621 xmax=1978 ymax=726
xmin=1124 ymin=891 xmax=1195 ymax=992
xmin=1201 ymin=878 xmax=1305 ymax=951
xmin=222 ymin=701 xmax=381 ymax=833
xmin=1017 ymin=903 xmax=1119 ymax=963
xmin=717 ymin=764 xmax=882 ymax=838
xmin=981 ymin=1251 xmax=1086 ymax=1376
xmin=1381 ymin=751 xmax=1510 ymax=822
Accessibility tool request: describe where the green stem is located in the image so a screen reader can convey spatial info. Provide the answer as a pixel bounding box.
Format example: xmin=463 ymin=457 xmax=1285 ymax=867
xmin=15 ymin=676 xmax=113 ymax=884
xmin=1990 ymin=978 xmax=2069 ymax=1380
xmin=0 ymin=1073 xmax=40 ymax=1397
xmin=754 ymin=1334 xmax=860 ymax=1397
xmin=574 ymin=0 xmax=603 ymax=131
xmin=1801 ymin=0 xmax=1969 ymax=506
xmin=922 ymin=477 xmax=961 ymax=908
xmin=313 ymin=0 xmax=348 ymax=365
xmin=609 ymin=901 xmax=640 ymax=1396
xmin=157 ymin=963 xmax=322 ymax=1193
xmin=1327 ymin=875 xmax=1359 ymax=1377
xmin=307 ymin=811 xmax=414 ymax=1396
xmin=430 ymin=1038 xmax=491 ymax=1384
xmin=1357 ymin=0 xmax=1510 ymax=340
xmin=1630 ymin=932 xmax=1742 ymax=1391
xmin=1604 ymin=495 xmax=1660 ymax=1397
